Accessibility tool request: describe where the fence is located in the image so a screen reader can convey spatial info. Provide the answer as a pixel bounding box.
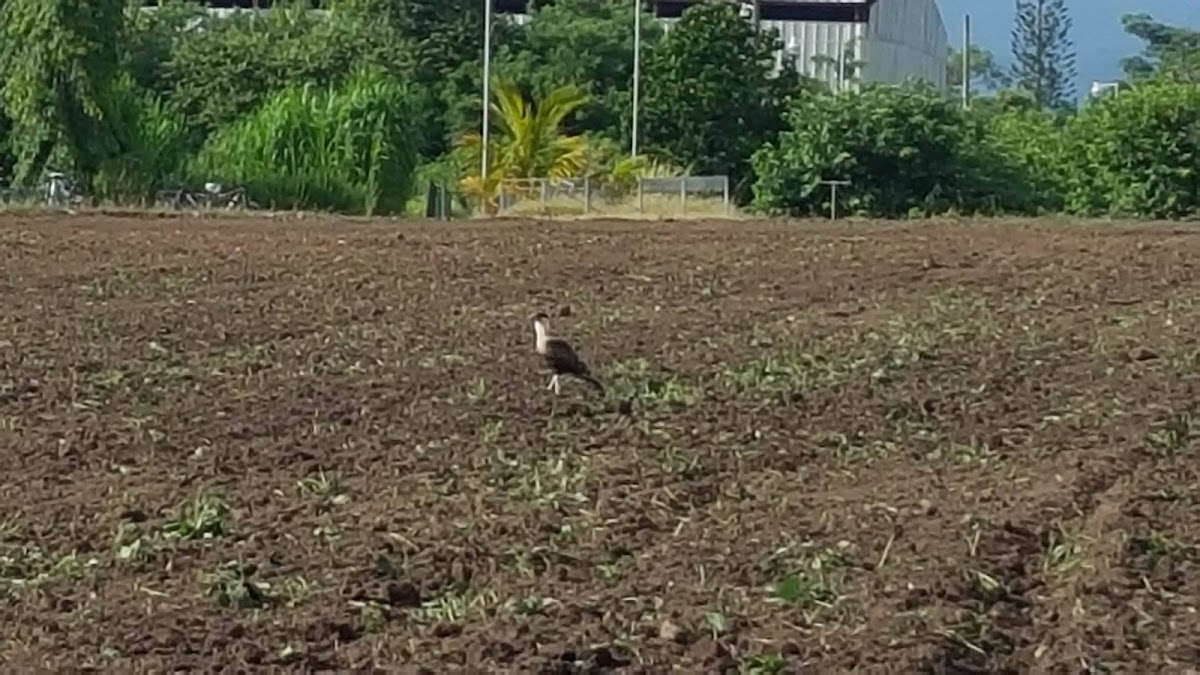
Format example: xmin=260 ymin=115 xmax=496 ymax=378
xmin=637 ymin=176 xmax=731 ymax=217
xmin=496 ymin=174 xmax=732 ymax=218
xmin=424 ymin=180 xmax=454 ymax=220
xmin=498 ymin=177 xmax=596 ymax=215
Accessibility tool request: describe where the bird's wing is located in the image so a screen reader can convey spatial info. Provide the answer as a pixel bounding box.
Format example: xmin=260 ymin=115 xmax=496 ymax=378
xmin=545 ymin=338 xmax=590 ymax=375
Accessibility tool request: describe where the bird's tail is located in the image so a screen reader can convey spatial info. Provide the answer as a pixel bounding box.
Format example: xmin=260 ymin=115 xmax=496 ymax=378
xmin=579 ymin=373 xmax=605 ymax=393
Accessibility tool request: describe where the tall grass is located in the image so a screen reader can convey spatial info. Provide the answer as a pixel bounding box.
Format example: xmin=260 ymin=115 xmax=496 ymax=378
xmin=92 ymin=73 xmax=192 ymax=204
xmin=192 ymin=68 xmax=419 ymax=214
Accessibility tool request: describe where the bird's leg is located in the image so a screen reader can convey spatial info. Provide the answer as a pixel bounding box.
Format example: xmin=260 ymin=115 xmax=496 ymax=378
xmin=546 ymin=374 xmax=557 ymax=391
xmin=553 ymin=375 xmax=561 ymax=395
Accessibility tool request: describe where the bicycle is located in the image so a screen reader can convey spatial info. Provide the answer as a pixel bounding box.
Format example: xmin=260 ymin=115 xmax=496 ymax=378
xmin=43 ymin=170 xmax=85 ymax=208
xmin=156 ymin=182 xmax=258 ymax=211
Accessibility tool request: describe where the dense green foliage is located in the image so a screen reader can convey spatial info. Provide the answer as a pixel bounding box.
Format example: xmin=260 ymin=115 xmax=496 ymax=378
xmin=193 ymin=69 xmax=420 ymax=215
xmin=497 ymin=0 xmax=657 ymax=144
xmin=1060 ymin=80 xmax=1200 ymax=218
xmin=752 ymin=84 xmax=984 ymax=217
xmin=91 ymin=73 xmax=191 ymax=202
xmin=639 ymin=2 xmax=809 ymax=193
xmin=439 ymin=0 xmax=658 ymax=152
xmin=0 ymin=0 xmax=127 ymax=185
xmin=1121 ymin=14 xmax=1200 ymax=84
xmin=162 ymin=5 xmax=411 ymax=138
xmin=976 ymin=103 xmax=1066 ymax=214
xmin=0 ymin=1 xmax=1194 ymax=219
xmin=755 ymin=72 xmax=1199 ymax=220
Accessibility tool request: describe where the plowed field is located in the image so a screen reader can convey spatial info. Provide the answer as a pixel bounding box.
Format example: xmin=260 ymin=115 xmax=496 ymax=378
xmin=2 ymin=214 xmax=1199 ymax=672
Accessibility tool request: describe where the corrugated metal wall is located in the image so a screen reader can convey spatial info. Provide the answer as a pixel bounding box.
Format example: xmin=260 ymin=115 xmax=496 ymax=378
xmin=662 ymin=0 xmax=948 ymax=93
xmin=659 ymin=15 xmax=864 ymax=92
xmin=861 ymin=0 xmax=948 ymax=89
xmin=767 ymin=20 xmax=866 ymax=91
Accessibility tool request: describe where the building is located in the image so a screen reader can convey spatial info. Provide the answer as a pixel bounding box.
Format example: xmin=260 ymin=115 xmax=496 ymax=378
xmin=1089 ymin=81 xmax=1122 ymax=99
xmin=651 ymin=1 xmax=948 ymax=92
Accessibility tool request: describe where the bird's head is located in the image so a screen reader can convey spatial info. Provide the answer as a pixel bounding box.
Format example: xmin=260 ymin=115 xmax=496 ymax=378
xmin=530 ymin=312 xmax=551 ymax=345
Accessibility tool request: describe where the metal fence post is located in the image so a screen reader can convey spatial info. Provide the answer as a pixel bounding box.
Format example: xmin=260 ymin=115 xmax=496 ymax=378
xmin=584 ymin=175 xmax=591 ymax=214
xmin=680 ymin=176 xmax=687 ymax=217
xmin=723 ymin=176 xmax=730 ymax=216
xmin=818 ymin=179 xmax=851 ymax=219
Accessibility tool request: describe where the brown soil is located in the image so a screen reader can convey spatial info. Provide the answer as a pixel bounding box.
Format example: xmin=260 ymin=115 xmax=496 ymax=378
xmin=1 ymin=213 xmax=1198 ymax=672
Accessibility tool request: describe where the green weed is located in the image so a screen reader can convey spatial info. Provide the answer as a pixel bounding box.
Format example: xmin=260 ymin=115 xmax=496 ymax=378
xmin=204 ymin=561 xmax=270 ymax=609
xmin=410 ymin=586 xmax=499 ymax=624
xmin=164 ymin=491 xmax=230 ymax=540
xmin=298 ymin=470 xmax=350 ymax=505
xmin=603 ymin=358 xmax=701 ymax=409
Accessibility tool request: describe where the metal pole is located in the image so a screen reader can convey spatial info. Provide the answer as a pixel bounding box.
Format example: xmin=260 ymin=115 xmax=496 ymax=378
xmin=1036 ymin=0 xmax=1043 ymax=108
xmin=631 ymin=0 xmax=641 ymax=158
xmin=481 ymin=0 xmax=493 ymax=185
xmin=962 ymin=14 xmax=971 ymax=109
xmin=820 ymin=180 xmax=850 ymax=219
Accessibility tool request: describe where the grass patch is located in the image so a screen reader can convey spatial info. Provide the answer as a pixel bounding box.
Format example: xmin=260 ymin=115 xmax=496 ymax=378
xmin=603 ymin=358 xmax=702 ymax=410
xmin=409 ymin=585 xmax=499 ymax=624
xmin=164 ymin=491 xmax=230 ymax=541
xmin=298 ymin=470 xmax=350 ymax=506
xmin=1 ymin=545 xmax=100 ymax=596
xmin=204 ymin=560 xmax=271 ymax=609
xmin=764 ymin=547 xmax=849 ymax=615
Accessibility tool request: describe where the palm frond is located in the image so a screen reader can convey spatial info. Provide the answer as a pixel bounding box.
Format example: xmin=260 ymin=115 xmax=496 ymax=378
xmin=453 ymin=78 xmax=594 ymax=213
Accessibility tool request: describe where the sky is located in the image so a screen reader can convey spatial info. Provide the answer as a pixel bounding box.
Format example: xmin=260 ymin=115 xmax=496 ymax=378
xmin=935 ymin=0 xmax=1200 ymax=98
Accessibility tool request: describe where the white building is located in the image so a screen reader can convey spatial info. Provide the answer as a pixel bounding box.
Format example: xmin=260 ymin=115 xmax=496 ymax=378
xmin=658 ymin=0 xmax=949 ymax=92
xmin=1089 ymin=81 xmax=1122 ymax=99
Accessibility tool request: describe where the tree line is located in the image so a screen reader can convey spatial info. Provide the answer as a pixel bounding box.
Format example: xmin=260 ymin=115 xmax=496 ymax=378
xmin=0 ymin=0 xmax=1196 ymax=218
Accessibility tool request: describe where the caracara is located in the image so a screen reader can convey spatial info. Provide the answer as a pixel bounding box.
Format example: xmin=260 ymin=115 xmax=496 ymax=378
xmin=531 ymin=312 xmax=604 ymax=395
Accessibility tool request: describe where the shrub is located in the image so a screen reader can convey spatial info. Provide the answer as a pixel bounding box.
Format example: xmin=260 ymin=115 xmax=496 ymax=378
xmin=751 ymin=83 xmax=978 ymax=217
xmin=1061 ymin=79 xmax=1200 ymax=218
xmin=92 ymin=74 xmax=192 ymax=203
xmin=161 ymin=5 xmax=411 ymax=139
xmin=972 ymin=105 xmax=1068 ymax=214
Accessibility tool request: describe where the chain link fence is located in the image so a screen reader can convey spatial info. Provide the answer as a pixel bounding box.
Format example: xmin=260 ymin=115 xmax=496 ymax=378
xmin=497 ymin=175 xmax=733 ymax=218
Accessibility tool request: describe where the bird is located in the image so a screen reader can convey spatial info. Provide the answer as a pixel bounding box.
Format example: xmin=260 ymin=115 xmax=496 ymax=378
xmin=531 ymin=312 xmax=604 ymax=395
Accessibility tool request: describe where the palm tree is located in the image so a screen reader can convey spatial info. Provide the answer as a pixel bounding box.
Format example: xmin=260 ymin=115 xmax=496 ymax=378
xmin=457 ymin=78 xmax=590 ymax=214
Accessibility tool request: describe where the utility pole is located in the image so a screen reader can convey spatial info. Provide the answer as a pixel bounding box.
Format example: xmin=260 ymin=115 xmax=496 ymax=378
xmin=481 ymin=0 xmax=493 ymax=183
xmin=1036 ymin=0 xmax=1044 ymax=108
xmin=632 ymin=0 xmax=641 ymax=158
xmin=962 ymin=14 xmax=971 ymax=109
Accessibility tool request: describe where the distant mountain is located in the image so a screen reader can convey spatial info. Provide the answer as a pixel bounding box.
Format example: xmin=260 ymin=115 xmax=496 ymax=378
xmin=935 ymin=0 xmax=1200 ymax=99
